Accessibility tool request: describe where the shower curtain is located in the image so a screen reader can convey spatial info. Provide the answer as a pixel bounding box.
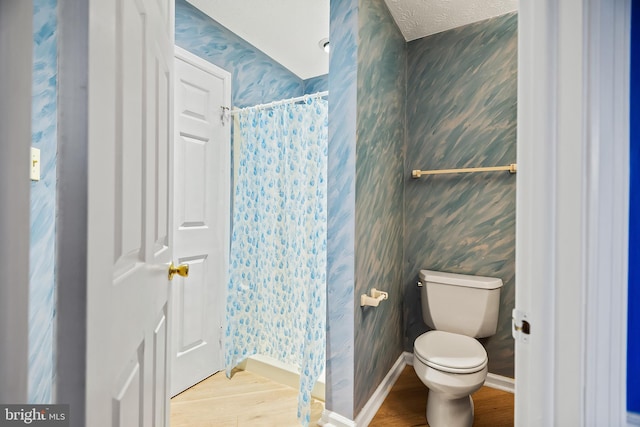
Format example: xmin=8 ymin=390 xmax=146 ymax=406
xmin=226 ymin=95 xmax=328 ymax=426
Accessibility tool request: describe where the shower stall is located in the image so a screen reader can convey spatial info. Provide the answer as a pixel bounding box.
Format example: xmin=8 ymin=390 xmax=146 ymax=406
xmin=226 ymin=92 xmax=328 ymax=426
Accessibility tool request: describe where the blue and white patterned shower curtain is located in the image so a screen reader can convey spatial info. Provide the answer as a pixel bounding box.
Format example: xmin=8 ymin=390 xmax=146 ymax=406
xmin=226 ymin=96 xmax=328 ymax=426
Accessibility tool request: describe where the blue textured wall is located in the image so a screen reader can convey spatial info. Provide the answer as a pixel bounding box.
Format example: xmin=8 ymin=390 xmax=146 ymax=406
xmin=29 ymin=0 xmax=57 ymax=404
xmin=628 ymin=0 xmax=640 ymax=414
xmin=175 ymin=0 xmax=305 ymax=107
xmin=354 ymin=0 xmax=406 ymax=415
xmin=326 ymin=0 xmax=358 ymax=418
xmin=304 ymin=75 xmax=329 ymax=94
xmin=404 ymin=13 xmax=517 ymax=378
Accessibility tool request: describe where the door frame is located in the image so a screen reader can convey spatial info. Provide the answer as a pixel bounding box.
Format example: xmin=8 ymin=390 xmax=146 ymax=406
xmin=516 ymin=0 xmax=630 ymax=425
xmin=55 ymin=0 xmax=89 ymax=423
xmin=0 ymin=0 xmax=32 ymax=404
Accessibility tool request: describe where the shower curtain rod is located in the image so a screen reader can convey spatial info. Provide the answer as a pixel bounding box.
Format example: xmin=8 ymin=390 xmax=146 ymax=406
xmin=230 ymin=91 xmax=328 ymax=114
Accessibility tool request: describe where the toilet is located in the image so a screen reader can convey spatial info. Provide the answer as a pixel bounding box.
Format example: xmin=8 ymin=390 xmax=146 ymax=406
xmin=413 ymin=269 xmax=503 ymax=427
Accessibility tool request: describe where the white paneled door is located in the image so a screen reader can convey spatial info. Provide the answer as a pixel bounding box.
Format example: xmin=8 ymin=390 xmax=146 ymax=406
xmin=85 ymin=0 xmax=174 ymax=425
xmin=171 ymin=47 xmax=231 ymax=396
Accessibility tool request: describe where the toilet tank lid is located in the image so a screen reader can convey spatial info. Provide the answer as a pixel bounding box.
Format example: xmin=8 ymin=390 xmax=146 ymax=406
xmin=419 ymin=269 xmax=503 ymax=290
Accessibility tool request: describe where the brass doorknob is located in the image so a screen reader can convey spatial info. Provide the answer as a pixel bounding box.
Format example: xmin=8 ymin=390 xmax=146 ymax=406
xmin=168 ymin=262 xmax=189 ymax=280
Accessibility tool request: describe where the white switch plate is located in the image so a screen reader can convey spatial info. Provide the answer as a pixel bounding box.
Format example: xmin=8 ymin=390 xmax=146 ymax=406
xmin=31 ymin=147 xmax=40 ymax=181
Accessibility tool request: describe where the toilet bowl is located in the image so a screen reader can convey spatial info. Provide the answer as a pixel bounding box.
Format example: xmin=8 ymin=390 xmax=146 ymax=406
xmin=412 ymin=269 xmax=503 ymax=427
xmin=413 ymin=330 xmax=488 ymax=427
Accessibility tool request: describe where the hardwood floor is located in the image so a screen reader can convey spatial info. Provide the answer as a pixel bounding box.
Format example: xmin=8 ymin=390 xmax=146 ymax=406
xmin=170 ymin=366 xmax=513 ymax=427
xmin=170 ymin=369 xmax=324 ymax=426
xmin=370 ymin=366 xmax=514 ymax=427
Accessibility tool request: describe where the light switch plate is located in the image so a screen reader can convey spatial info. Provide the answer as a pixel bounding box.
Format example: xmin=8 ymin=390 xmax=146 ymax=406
xmin=31 ymin=147 xmax=40 ymax=181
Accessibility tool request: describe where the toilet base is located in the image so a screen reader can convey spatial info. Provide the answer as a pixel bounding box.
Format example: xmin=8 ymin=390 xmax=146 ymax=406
xmin=426 ymin=390 xmax=474 ymax=427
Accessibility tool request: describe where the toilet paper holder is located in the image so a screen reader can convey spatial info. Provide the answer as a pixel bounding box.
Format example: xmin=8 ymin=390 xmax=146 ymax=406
xmin=360 ymin=288 xmax=388 ymax=307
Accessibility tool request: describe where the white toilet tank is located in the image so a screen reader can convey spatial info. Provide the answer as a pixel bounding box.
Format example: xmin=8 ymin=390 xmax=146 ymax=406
xmin=419 ymin=269 xmax=503 ymax=338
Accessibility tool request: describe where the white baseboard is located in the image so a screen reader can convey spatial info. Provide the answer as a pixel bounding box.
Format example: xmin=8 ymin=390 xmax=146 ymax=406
xmin=318 ymin=409 xmax=356 ymax=427
xmin=484 ymin=372 xmax=515 ymax=393
xmin=404 ymin=351 xmax=414 ymax=366
xmin=353 ymin=352 xmax=410 ymax=426
xmin=628 ymin=412 xmax=640 ymax=426
xmin=238 ymin=354 xmax=325 ymax=401
xmin=318 ymin=352 xmax=411 ymax=427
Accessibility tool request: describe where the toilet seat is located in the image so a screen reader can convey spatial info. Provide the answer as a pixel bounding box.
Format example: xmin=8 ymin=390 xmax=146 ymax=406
xmin=414 ymin=330 xmax=488 ymax=374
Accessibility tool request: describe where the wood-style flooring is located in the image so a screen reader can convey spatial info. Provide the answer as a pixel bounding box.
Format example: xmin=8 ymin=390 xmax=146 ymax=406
xmin=370 ymin=366 xmax=514 ymax=427
xmin=170 ymin=366 xmax=513 ymax=426
xmin=170 ymin=369 xmax=324 ymax=427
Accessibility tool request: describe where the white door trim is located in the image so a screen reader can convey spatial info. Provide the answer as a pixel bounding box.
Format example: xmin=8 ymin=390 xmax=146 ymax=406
xmin=516 ymin=2 xmax=558 ymax=423
xmin=517 ymin=0 xmax=630 ymax=425
xmin=55 ymin=1 xmax=89 ymax=422
xmin=0 ymin=0 xmax=32 ymax=404
xmin=582 ymin=0 xmax=629 ymax=423
xmin=174 ymin=45 xmax=230 ymax=84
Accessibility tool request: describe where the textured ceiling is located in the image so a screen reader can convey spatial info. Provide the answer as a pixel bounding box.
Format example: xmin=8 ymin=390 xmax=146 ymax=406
xmin=187 ymin=1 xmax=517 ymax=80
xmin=383 ymin=0 xmax=518 ymax=41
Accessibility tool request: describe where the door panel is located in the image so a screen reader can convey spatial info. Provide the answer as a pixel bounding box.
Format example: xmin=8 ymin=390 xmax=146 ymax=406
xmin=115 ymin=0 xmax=145 ymax=269
xmin=153 ymin=50 xmax=171 ymax=256
xmin=86 ymin=0 xmax=174 ymax=424
xmin=152 ymin=310 xmax=168 ymax=426
xmin=179 ymin=135 xmax=208 ymax=227
xmin=171 ymin=47 xmax=230 ymax=396
xmin=177 ymin=255 xmax=207 ymax=352
xmin=113 ymin=345 xmax=144 ymax=427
